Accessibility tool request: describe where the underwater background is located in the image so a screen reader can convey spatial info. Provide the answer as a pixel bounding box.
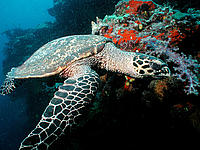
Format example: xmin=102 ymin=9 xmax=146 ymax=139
xmin=0 ymin=1 xmax=54 ymax=149
xmin=0 ymin=0 xmax=199 ymax=149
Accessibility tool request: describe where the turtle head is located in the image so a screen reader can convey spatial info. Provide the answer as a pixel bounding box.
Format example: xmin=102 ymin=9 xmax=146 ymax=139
xmin=130 ymin=53 xmax=170 ymax=78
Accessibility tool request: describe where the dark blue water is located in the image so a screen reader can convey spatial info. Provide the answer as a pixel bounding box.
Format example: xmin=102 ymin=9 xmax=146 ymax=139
xmin=0 ymin=0 xmax=54 ymax=149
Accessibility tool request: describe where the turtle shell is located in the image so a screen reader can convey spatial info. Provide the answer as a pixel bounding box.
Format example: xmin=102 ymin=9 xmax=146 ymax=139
xmin=7 ymin=35 xmax=111 ymax=79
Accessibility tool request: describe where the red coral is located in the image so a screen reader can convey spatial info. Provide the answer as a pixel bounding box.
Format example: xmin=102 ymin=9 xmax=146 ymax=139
xmin=135 ymin=20 xmax=141 ymax=24
xmin=118 ymin=29 xmax=140 ymax=44
xmin=153 ymin=33 xmax=165 ymax=40
xmin=113 ymin=38 xmax=118 ymax=44
xmin=126 ymin=0 xmax=156 ymax=15
xmin=118 ymin=29 xmax=136 ymax=43
xmin=168 ymin=29 xmax=186 ymax=46
xmin=103 ymin=26 xmax=118 ymax=44
xmin=107 ymin=26 xmax=113 ymax=33
xmin=104 ymin=34 xmax=112 ymax=39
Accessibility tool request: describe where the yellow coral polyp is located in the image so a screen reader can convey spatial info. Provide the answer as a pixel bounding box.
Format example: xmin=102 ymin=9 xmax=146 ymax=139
xmin=129 ymin=78 xmax=135 ymax=82
xmin=124 ymin=75 xmax=135 ymax=91
xmin=125 ymin=81 xmax=130 ymax=87
xmin=138 ymin=24 xmax=143 ymax=30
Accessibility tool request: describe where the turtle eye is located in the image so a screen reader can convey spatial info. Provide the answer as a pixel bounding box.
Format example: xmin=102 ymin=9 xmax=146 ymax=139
xmin=161 ymin=66 xmax=171 ymax=75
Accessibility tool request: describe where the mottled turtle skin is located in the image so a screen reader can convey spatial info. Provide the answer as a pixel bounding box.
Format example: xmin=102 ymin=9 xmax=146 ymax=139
xmin=0 ymin=35 xmax=170 ymax=150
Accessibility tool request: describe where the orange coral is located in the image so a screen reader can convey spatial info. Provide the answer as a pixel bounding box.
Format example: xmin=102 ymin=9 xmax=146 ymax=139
xmin=118 ymin=29 xmax=142 ymax=44
xmin=154 ymin=79 xmax=168 ymax=100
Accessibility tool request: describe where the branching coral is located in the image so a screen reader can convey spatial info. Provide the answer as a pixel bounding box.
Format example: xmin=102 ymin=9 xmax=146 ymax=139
xmin=141 ymin=37 xmax=200 ymax=95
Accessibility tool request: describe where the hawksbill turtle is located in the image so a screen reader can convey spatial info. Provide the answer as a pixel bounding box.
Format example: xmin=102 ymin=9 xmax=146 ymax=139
xmin=0 ymin=35 xmax=170 ymax=149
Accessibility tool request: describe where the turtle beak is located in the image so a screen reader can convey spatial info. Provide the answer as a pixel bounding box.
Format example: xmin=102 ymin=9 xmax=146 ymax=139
xmin=152 ymin=64 xmax=171 ymax=77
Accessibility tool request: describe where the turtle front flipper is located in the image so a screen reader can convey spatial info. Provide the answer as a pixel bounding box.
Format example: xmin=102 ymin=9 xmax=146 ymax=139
xmin=19 ymin=65 xmax=100 ymax=150
xmin=0 ymin=68 xmax=22 ymax=95
xmin=0 ymin=77 xmax=15 ymax=95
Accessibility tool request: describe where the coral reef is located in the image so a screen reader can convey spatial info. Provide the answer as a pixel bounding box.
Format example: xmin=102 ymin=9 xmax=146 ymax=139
xmin=92 ymin=0 xmax=200 ymax=95
xmin=90 ymin=0 xmax=200 ymax=145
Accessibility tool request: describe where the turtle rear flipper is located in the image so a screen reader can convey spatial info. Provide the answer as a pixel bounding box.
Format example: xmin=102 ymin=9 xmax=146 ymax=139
xmin=19 ymin=65 xmax=100 ymax=149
